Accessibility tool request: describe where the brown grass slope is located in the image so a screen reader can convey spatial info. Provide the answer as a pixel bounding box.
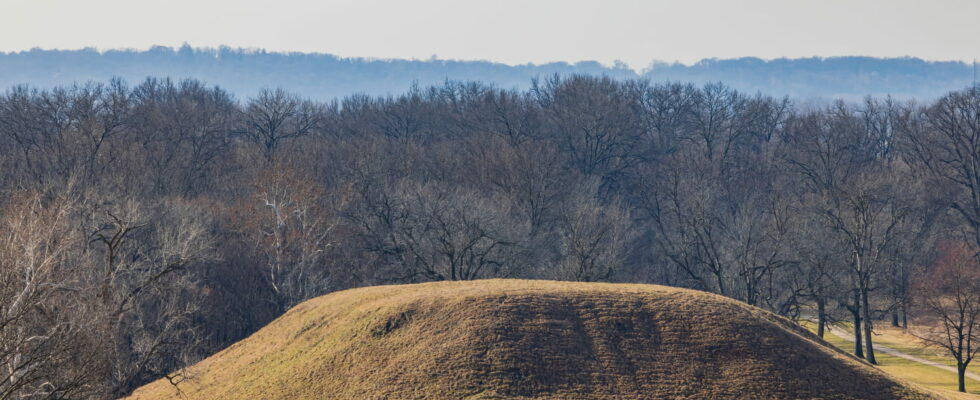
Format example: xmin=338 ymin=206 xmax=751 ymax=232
xmin=127 ymin=280 xmax=934 ymax=400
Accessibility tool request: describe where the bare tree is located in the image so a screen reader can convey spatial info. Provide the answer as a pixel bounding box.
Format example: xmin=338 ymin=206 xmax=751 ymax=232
xmin=130 ymin=78 xmax=236 ymax=195
xmin=239 ymin=88 xmax=323 ymax=160
xmin=553 ymin=189 xmax=634 ymax=282
xmin=469 ymin=136 xmax=573 ymax=235
xmin=914 ymin=241 xmax=980 ymax=392
xmin=354 ymin=180 xmax=527 ymax=282
xmin=239 ymin=166 xmax=343 ymax=309
xmin=0 ymin=191 xmax=97 ymax=399
xmin=782 ymin=102 xmax=894 ymax=360
xmin=819 ymin=167 xmax=910 ymax=365
xmin=900 ymin=87 xmax=980 ymax=247
xmin=629 ymin=81 xmax=697 ymax=160
xmin=533 ymin=75 xmax=641 ymax=185
xmin=82 ymin=195 xmax=218 ymax=395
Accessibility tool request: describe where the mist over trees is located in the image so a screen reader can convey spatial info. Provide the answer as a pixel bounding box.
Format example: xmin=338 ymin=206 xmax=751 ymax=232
xmin=1 ymin=74 xmax=979 ymax=397
xmin=0 ymin=46 xmax=976 ymax=101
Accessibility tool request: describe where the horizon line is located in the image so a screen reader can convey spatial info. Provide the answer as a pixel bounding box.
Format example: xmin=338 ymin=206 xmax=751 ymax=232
xmin=2 ymin=44 xmax=976 ymax=74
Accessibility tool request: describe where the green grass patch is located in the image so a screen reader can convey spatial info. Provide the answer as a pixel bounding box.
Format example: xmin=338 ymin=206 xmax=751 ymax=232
xmin=802 ymin=321 xmax=980 ymax=396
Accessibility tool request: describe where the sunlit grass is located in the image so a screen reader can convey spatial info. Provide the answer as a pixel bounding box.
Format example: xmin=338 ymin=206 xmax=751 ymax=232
xmin=802 ymin=321 xmax=980 ymax=397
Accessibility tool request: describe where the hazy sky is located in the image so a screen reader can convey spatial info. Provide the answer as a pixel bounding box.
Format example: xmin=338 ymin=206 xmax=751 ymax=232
xmin=2 ymin=0 xmax=979 ymax=69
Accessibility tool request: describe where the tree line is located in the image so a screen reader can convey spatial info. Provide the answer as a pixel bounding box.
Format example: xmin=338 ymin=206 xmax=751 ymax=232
xmin=3 ymin=47 xmax=976 ymax=100
xmin=1 ymin=75 xmax=979 ymax=398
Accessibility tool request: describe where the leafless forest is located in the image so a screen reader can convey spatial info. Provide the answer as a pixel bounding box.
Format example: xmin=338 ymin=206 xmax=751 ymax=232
xmin=2 ymin=75 xmax=980 ymax=398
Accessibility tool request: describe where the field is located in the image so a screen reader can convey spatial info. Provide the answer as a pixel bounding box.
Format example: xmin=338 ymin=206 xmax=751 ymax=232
xmin=803 ymin=321 xmax=980 ymax=399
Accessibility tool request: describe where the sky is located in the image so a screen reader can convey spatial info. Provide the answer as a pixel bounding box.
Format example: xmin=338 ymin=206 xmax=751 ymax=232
xmin=1 ymin=0 xmax=979 ymax=70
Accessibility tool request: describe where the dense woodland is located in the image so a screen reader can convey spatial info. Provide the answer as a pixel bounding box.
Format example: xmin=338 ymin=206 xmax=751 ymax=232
xmin=2 ymin=75 xmax=980 ymax=398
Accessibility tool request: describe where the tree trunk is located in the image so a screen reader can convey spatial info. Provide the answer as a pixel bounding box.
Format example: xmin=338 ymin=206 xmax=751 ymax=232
xmin=817 ymin=298 xmax=826 ymax=339
xmin=901 ymin=302 xmax=908 ymax=329
xmin=862 ymin=289 xmax=877 ymax=364
xmin=958 ymin=360 xmax=967 ymax=392
xmin=715 ymin=270 xmax=727 ymax=297
xmin=851 ymin=291 xmax=864 ymax=359
xmin=891 ymin=311 xmax=899 ymax=327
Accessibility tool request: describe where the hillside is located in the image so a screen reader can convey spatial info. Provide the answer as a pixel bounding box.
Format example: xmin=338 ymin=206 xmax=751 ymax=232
xmin=127 ymin=280 xmax=933 ymax=400
xmin=1 ymin=47 xmax=974 ymax=100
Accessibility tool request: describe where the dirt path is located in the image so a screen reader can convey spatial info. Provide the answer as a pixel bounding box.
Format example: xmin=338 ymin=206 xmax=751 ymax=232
xmin=824 ymin=325 xmax=980 ymax=381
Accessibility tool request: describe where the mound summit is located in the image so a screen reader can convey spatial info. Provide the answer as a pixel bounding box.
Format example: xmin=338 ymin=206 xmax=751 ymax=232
xmin=128 ymin=280 xmax=931 ymax=399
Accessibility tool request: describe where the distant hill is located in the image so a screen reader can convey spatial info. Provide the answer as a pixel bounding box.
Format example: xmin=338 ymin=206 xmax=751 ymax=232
xmin=126 ymin=279 xmax=933 ymax=400
xmin=647 ymin=57 xmax=975 ymax=100
xmin=0 ymin=46 xmax=975 ymax=101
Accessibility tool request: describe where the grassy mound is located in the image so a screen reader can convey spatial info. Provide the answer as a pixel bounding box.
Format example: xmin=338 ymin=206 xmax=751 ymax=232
xmin=127 ymin=280 xmax=933 ymax=399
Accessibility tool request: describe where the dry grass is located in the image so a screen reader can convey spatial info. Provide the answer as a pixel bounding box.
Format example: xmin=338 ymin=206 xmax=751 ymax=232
xmin=875 ymin=325 xmax=980 ymax=377
xmin=803 ymin=321 xmax=980 ymax=398
xmin=127 ymin=280 xmax=934 ymax=400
